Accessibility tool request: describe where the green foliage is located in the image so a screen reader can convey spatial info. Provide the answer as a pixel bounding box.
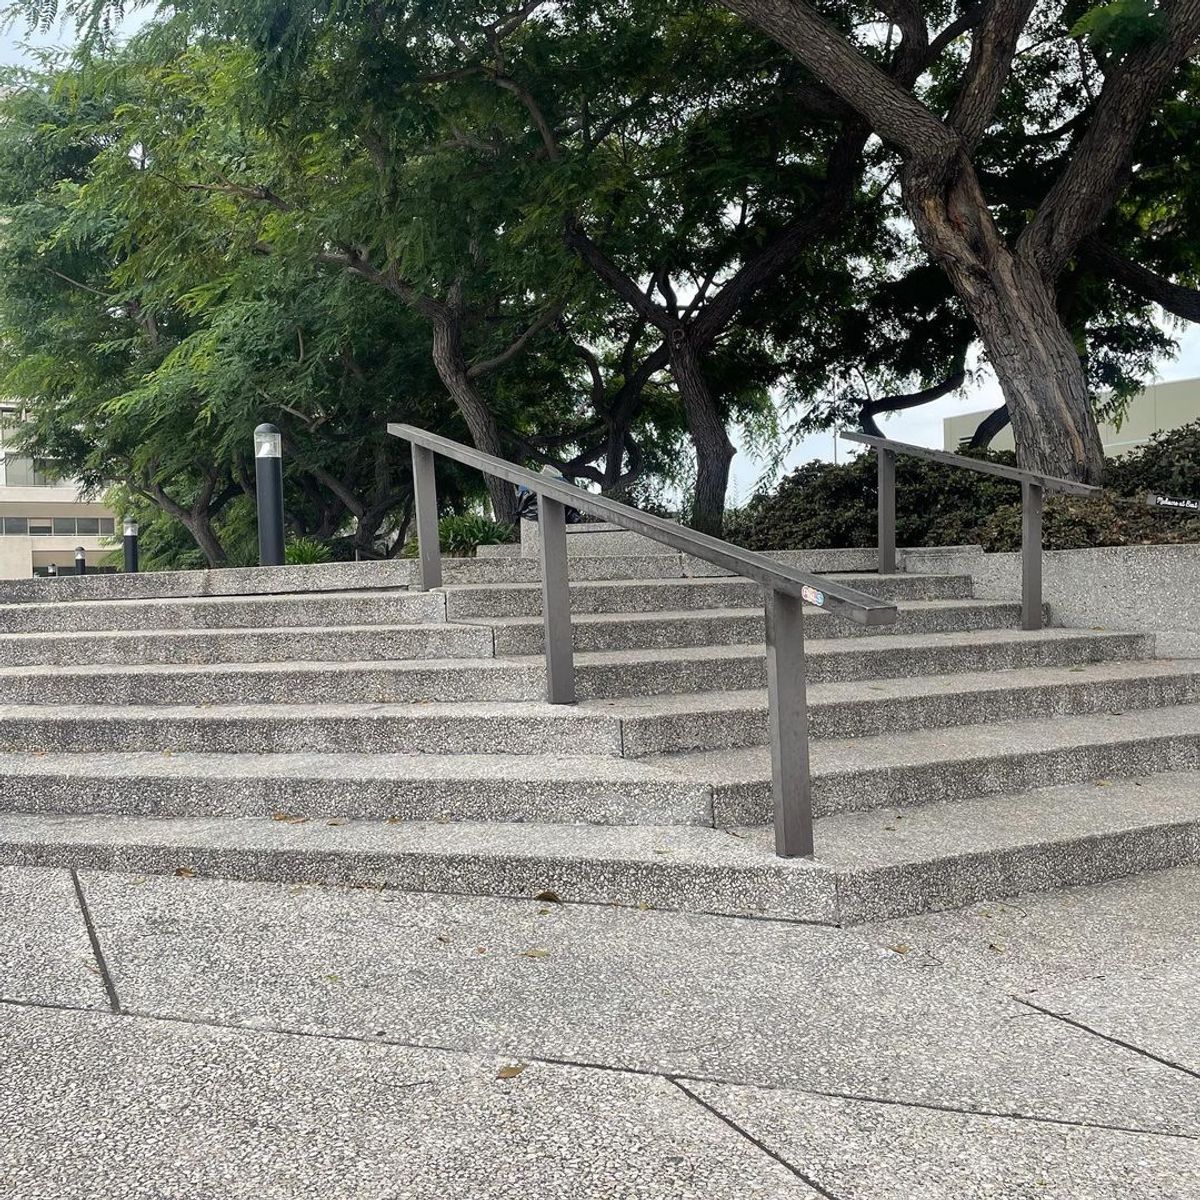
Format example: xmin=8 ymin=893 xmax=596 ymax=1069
xmin=285 ymin=535 xmax=333 ymax=564
xmin=1069 ymin=0 xmax=1167 ymax=56
xmin=1109 ymin=420 xmax=1200 ymax=497
xmin=732 ymin=428 xmax=1200 ymax=553
xmin=729 ymin=451 xmax=1020 ymax=551
xmin=977 ymin=493 xmax=1200 ymax=551
xmin=402 ymin=513 xmax=516 ymax=558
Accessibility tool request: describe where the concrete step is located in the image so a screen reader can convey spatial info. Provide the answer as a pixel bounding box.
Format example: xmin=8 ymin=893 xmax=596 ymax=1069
xmin=612 ymin=660 xmax=1200 ymax=755
xmin=0 ymin=623 xmax=496 ymax=668
xmin=0 ymin=751 xmax=710 ymax=826
xmin=666 ymin=703 xmax=1200 ymax=824
xmin=0 ymin=661 xmax=1193 ymax=756
xmin=0 ymin=629 xmax=1153 ymax=704
xmin=487 ymin=598 xmax=1031 ymax=655
xmin=1 ymin=771 xmax=1195 ymax=922
xmin=444 ymin=573 xmax=971 ymax=620
xmin=0 ymin=589 xmax=446 ymax=634
xmin=0 ymin=555 xmax=690 ymax=605
xmin=6 ymin=703 xmax=1195 ymax=829
xmin=0 ymin=700 xmax=621 ymax=756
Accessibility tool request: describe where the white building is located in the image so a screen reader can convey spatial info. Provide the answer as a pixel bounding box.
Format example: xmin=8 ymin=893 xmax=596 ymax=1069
xmin=0 ymin=404 xmax=117 ymax=579
xmin=944 ymin=376 xmax=1200 ymax=458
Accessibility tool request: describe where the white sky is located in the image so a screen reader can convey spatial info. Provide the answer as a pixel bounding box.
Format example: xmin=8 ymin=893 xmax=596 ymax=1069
xmin=5 ymin=17 xmax=1199 ymax=500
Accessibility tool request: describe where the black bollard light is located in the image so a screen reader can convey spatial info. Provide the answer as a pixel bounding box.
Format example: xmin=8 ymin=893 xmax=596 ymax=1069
xmin=47 ymin=563 xmax=57 ymax=578
xmin=254 ymin=423 xmax=286 ymax=567
xmin=75 ymin=546 xmax=87 ymax=576
xmin=123 ymin=517 xmax=140 ymax=573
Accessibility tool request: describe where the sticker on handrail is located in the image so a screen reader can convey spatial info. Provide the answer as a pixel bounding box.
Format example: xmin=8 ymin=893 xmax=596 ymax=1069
xmin=801 ymin=585 xmax=826 ymax=607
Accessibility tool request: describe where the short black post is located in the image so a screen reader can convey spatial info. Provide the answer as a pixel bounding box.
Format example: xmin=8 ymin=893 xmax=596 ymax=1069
xmin=47 ymin=563 xmax=57 ymax=578
xmin=123 ymin=518 xmax=140 ymax=574
xmin=75 ymin=546 xmax=87 ymax=577
xmin=254 ymin=423 xmax=286 ymax=567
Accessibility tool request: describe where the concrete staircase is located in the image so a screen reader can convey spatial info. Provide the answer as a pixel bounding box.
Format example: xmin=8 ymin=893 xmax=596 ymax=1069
xmin=1 ymin=549 xmax=1198 ymax=925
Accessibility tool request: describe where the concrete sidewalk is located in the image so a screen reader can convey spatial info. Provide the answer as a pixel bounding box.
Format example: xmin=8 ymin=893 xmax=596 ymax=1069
xmin=2 ymin=864 xmax=1198 ymax=1198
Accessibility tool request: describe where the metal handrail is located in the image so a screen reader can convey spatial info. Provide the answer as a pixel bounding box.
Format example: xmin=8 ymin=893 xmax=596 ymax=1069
xmin=388 ymin=422 xmax=899 ymax=860
xmin=841 ymin=430 xmax=1102 ymax=631
xmin=841 ymin=432 xmax=1101 ymax=495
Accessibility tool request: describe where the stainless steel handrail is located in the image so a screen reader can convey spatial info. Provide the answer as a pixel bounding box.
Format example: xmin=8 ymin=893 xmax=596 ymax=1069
xmin=841 ymin=430 xmax=1102 ymax=630
xmin=388 ymin=422 xmax=899 ymax=859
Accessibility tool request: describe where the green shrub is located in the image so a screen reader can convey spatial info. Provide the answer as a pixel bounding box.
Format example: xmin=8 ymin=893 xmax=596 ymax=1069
xmin=731 ymin=450 xmax=1018 ymax=551
xmin=731 ymin=422 xmax=1200 ymax=552
xmin=978 ymin=493 xmax=1200 ymax=551
xmin=285 ymin=536 xmax=333 ymax=565
xmin=403 ymin=514 xmax=516 ymax=558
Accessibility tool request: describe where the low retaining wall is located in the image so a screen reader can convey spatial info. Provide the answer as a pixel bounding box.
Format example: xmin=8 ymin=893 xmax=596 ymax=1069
xmin=904 ymin=543 xmax=1200 ymax=658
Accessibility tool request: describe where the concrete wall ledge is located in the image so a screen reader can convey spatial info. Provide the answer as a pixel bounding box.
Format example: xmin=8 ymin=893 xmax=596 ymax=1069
xmin=904 ymin=542 xmax=1200 ymax=658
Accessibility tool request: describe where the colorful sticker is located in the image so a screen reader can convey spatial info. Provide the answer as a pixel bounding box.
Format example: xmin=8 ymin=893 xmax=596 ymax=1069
xmin=801 ymin=585 xmax=826 ymax=607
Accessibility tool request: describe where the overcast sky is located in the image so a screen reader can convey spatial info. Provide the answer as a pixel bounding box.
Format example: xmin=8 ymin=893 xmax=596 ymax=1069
xmin=5 ymin=17 xmax=1199 ymax=500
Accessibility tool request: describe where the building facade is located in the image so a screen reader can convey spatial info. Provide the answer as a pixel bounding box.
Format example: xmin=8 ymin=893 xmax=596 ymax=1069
xmin=943 ymin=376 xmax=1200 ymax=458
xmin=0 ymin=405 xmax=117 ymax=579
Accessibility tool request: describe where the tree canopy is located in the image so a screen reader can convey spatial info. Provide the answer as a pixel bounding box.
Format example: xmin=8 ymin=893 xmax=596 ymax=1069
xmin=0 ymin=0 xmax=1197 ymax=560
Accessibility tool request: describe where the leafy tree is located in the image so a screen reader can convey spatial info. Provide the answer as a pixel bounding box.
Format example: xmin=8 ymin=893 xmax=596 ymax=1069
xmin=720 ymin=0 xmax=1200 ymax=484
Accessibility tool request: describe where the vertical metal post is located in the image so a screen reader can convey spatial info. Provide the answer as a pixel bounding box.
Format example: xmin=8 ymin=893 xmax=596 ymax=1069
xmin=74 ymin=547 xmax=86 ymax=577
xmin=878 ymin=449 xmax=897 ymax=574
xmin=765 ymin=586 xmax=814 ymax=858
xmin=47 ymin=563 xmax=57 ymax=578
xmin=253 ymin=423 xmax=286 ymax=567
xmin=1021 ymin=480 xmax=1044 ymax=631
xmin=123 ymin=518 xmax=139 ymax=574
xmin=410 ymin=443 xmax=443 ymax=592
xmin=538 ymin=493 xmax=576 ymax=704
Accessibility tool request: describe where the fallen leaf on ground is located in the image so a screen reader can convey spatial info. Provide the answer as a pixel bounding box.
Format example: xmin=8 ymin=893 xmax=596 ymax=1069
xmin=534 ymin=890 xmax=561 ymax=903
xmin=496 ymin=1063 xmax=528 ymax=1081
xmin=174 ymin=867 xmax=196 ymax=878
xmin=521 ymin=947 xmax=552 ymax=960
xmin=888 ymin=943 xmax=910 ymax=955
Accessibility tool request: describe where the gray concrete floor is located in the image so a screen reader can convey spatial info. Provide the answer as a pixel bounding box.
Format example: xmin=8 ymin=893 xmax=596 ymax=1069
xmin=2 ymin=865 xmax=1198 ymax=1198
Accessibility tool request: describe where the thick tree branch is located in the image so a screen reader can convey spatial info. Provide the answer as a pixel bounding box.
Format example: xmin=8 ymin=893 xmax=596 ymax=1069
xmin=858 ymin=369 xmax=967 ymax=435
xmin=564 ymin=220 xmax=673 ymax=331
xmin=1082 ymin=237 xmax=1200 ymax=321
xmin=467 ymin=301 xmax=563 ymax=378
xmin=1018 ymin=0 xmax=1200 ymax=279
xmin=720 ymin=0 xmax=957 ymax=160
xmin=947 ymin=0 xmax=1037 ymax=147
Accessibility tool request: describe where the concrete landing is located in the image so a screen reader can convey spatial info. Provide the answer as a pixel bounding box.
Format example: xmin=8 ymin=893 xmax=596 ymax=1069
xmin=2 ymin=864 xmax=1198 ymax=1197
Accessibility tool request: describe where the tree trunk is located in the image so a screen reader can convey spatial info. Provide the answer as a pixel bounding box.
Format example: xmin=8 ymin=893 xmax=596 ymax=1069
xmin=668 ymin=333 xmax=735 ymax=536
xmin=903 ymin=158 xmax=1106 ymax=484
xmin=183 ymin=512 xmax=228 ymax=568
xmin=428 ymin=310 xmax=519 ymax=525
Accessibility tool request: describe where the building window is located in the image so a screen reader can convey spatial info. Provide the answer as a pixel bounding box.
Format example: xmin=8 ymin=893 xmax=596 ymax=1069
xmin=2 ymin=517 xmax=27 ymax=535
xmin=29 ymin=520 xmax=52 ymax=537
xmin=3 ymin=455 xmax=54 ymax=487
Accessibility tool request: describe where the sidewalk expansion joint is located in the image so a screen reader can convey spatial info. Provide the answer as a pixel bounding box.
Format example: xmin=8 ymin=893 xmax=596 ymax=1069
xmin=669 ymin=1078 xmax=843 ymax=1198
xmin=2 ymin=994 xmax=1191 ymax=1144
xmin=69 ymin=871 xmax=122 ymax=1014
xmin=1017 ymin=996 xmax=1200 ymax=1084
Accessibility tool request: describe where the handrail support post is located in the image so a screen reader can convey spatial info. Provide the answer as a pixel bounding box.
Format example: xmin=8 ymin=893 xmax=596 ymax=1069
xmin=878 ymin=449 xmax=897 ymax=574
xmin=411 ymin=444 xmax=442 ymax=591
xmin=765 ymin=586 xmax=815 ymax=858
xmin=538 ymin=495 xmax=577 ymax=704
xmin=1022 ymin=480 xmax=1044 ymax=630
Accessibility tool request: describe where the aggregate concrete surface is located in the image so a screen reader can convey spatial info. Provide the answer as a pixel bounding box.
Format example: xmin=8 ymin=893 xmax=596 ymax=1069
xmin=2 ymin=863 xmax=1198 ymax=1198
